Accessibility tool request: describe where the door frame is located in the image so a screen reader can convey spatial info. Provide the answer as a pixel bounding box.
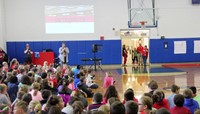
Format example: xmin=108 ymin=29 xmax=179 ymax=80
xmin=120 ymin=28 xmax=151 ymax=65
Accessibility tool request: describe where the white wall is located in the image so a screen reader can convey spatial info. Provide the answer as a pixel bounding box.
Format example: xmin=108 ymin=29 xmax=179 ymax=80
xmin=5 ymin=0 xmax=127 ymax=41
xmin=3 ymin=0 xmax=200 ymax=42
xmin=0 ymin=0 xmax=6 ymax=50
xmin=154 ymin=0 xmax=200 ymax=38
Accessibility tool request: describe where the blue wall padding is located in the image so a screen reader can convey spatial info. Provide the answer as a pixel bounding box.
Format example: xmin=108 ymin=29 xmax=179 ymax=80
xmin=150 ymin=38 xmax=200 ymax=63
xmin=6 ymin=38 xmax=200 ymax=65
xmin=6 ymin=40 xmax=122 ymax=65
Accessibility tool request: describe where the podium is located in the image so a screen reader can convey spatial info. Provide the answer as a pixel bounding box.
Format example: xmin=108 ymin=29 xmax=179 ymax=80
xmin=32 ymin=52 xmax=54 ymax=65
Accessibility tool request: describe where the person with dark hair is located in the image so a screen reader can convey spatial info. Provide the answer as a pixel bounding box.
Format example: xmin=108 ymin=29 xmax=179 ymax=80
xmin=18 ymin=75 xmax=32 ymax=89
xmin=190 ymin=86 xmax=200 ymax=105
xmin=0 ymin=47 xmax=4 ymax=65
xmin=152 ymin=90 xmax=170 ymax=110
xmin=40 ymin=89 xmax=52 ymax=106
xmin=58 ymin=79 xmax=72 ymax=106
xmin=183 ymin=88 xmax=199 ymax=114
xmin=41 ymin=79 xmax=58 ymax=95
xmin=156 ymin=108 xmax=170 ymax=114
xmin=125 ymin=101 xmax=138 ymax=114
xmin=137 ymin=43 xmax=144 ymax=66
xmin=170 ymin=94 xmax=192 ymax=114
xmin=103 ymin=86 xmax=119 ymax=104
xmin=21 ymin=93 xmax=32 ymax=104
xmin=78 ymin=76 xmax=93 ymax=97
xmin=62 ymin=96 xmax=81 ymax=114
xmin=73 ymin=65 xmax=81 ymax=76
xmin=41 ymin=72 xmax=47 ymax=79
xmin=24 ymin=43 xmax=33 ymax=64
xmin=88 ymin=92 xmax=103 ymax=111
xmin=74 ymin=73 xmax=81 ymax=89
xmin=147 ymin=80 xmax=158 ymax=96
xmin=7 ymin=76 xmax=19 ymax=102
xmin=72 ymin=101 xmax=85 ymax=114
xmin=108 ymin=97 xmax=120 ymax=106
xmin=48 ymin=106 xmax=62 ymax=114
xmin=123 ymin=88 xmax=138 ymax=104
xmin=45 ymin=95 xmax=64 ymax=113
xmin=167 ymin=84 xmax=180 ymax=108
xmin=122 ymin=44 xmax=128 ymax=66
xmin=138 ymin=96 xmax=153 ymax=114
xmin=110 ymin=101 xmax=125 ymax=114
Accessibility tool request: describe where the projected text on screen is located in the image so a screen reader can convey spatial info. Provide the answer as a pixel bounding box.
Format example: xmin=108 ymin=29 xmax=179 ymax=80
xmin=45 ymin=5 xmax=94 ymax=34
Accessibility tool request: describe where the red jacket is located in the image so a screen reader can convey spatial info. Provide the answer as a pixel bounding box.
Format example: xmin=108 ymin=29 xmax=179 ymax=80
xmin=153 ymin=98 xmax=170 ymax=110
xmin=142 ymin=48 xmax=149 ymax=57
xmin=170 ymin=106 xmax=192 ymax=114
xmin=137 ymin=46 xmax=144 ymax=54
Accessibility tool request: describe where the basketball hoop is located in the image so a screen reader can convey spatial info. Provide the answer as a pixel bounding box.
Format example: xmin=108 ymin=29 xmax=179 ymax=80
xmin=140 ymin=21 xmax=147 ymax=28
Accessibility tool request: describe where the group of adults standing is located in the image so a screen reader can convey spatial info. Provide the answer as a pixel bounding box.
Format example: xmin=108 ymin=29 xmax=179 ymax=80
xmin=19 ymin=43 xmax=70 ymax=65
xmin=122 ymin=44 xmax=149 ymax=66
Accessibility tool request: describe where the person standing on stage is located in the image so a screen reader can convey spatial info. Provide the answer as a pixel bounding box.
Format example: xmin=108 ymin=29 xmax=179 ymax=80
xmin=137 ymin=44 xmax=144 ymax=66
xmin=24 ymin=44 xmax=33 ymax=64
xmin=122 ymin=44 xmax=128 ymax=66
xmin=0 ymin=47 xmax=6 ymax=65
xmin=59 ymin=42 xmax=69 ymax=65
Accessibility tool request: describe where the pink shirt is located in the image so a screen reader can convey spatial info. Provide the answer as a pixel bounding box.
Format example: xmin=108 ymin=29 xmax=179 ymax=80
xmin=68 ymin=83 xmax=75 ymax=90
xmin=29 ymin=90 xmax=43 ymax=101
xmin=103 ymin=76 xmax=114 ymax=88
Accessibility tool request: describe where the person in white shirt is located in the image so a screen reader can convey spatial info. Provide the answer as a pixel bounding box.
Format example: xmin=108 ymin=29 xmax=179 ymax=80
xmin=59 ymin=42 xmax=69 ymax=65
xmin=86 ymin=69 xmax=98 ymax=89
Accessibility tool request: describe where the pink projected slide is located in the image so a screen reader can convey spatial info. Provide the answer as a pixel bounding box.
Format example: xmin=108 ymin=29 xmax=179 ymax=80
xmin=45 ymin=5 xmax=94 ymax=34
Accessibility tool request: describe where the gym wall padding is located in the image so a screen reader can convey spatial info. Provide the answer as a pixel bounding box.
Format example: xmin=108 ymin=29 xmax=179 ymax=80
xmin=7 ymin=38 xmax=200 ymax=65
xmin=150 ymin=38 xmax=200 ymax=63
xmin=6 ymin=40 xmax=122 ymax=65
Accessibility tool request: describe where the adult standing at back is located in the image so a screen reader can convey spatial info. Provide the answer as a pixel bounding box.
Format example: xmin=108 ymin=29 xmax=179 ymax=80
xmin=137 ymin=44 xmax=144 ymax=66
xmin=59 ymin=42 xmax=69 ymax=65
xmin=24 ymin=44 xmax=33 ymax=64
xmin=122 ymin=44 xmax=128 ymax=66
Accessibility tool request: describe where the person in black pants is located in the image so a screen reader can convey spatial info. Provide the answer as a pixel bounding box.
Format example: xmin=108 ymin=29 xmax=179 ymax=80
xmin=24 ymin=44 xmax=33 ymax=64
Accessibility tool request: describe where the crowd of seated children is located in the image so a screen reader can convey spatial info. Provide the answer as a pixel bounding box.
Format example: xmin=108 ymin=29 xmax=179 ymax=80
xmin=2 ymin=59 xmax=200 ymax=114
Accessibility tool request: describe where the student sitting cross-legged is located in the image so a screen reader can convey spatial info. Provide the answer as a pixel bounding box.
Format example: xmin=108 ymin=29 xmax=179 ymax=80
xmin=88 ymin=92 xmax=104 ymax=111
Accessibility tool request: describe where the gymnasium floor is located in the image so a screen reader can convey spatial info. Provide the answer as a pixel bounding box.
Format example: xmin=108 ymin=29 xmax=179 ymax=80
xmin=92 ymin=65 xmax=200 ymax=101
